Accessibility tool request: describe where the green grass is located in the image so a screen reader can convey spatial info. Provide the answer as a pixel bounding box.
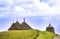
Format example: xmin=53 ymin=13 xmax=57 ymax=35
xmin=37 ymin=31 xmax=56 ymax=39
xmin=0 ymin=30 xmax=57 ymax=39
xmin=0 ymin=30 xmax=39 ymax=39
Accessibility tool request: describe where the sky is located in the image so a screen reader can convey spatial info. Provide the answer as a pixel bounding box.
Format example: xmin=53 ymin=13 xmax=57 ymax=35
xmin=0 ymin=0 xmax=60 ymax=34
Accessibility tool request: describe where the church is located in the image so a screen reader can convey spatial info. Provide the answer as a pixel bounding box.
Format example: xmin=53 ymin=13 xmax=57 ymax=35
xmin=8 ymin=18 xmax=55 ymax=33
xmin=8 ymin=18 xmax=33 ymax=30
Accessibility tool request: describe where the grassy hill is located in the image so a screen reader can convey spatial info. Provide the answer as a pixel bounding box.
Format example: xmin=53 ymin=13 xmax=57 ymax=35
xmin=37 ymin=31 xmax=56 ymax=39
xmin=0 ymin=30 xmax=56 ymax=39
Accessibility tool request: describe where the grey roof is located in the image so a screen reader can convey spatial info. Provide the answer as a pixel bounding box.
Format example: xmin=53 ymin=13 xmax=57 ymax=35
xmin=8 ymin=20 xmax=33 ymax=30
xmin=20 ymin=21 xmax=32 ymax=30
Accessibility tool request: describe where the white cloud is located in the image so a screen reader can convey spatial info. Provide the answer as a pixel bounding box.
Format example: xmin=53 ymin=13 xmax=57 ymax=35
xmin=0 ymin=0 xmax=60 ymax=17
xmin=34 ymin=0 xmax=60 ymax=16
xmin=0 ymin=14 xmax=4 ymax=17
xmin=7 ymin=0 xmax=13 ymax=6
xmin=14 ymin=6 xmax=26 ymax=12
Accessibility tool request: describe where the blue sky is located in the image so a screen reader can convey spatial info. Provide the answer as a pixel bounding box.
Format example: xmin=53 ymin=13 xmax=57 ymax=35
xmin=0 ymin=0 xmax=60 ymax=34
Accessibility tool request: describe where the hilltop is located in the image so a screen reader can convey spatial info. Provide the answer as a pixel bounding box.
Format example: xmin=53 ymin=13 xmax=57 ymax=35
xmin=0 ymin=30 xmax=57 ymax=39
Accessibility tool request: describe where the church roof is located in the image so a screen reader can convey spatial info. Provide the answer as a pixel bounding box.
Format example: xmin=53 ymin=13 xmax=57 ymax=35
xmin=19 ymin=18 xmax=32 ymax=30
xmin=8 ymin=21 xmax=21 ymax=30
xmin=20 ymin=21 xmax=33 ymax=30
xmin=8 ymin=18 xmax=33 ymax=30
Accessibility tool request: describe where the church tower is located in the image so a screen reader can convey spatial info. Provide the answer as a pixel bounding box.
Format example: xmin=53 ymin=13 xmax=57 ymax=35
xmin=46 ymin=23 xmax=55 ymax=33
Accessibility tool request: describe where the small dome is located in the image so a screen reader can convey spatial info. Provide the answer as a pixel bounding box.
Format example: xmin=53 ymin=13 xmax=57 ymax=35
xmin=48 ymin=23 xmax=53 ymax=27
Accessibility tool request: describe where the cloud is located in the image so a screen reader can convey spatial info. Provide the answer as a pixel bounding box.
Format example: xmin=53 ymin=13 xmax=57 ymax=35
xmin=0 ymin=0 xmax=60 ymax=19
xmin=0 ymin=14 xmax=4 ymax=17
xmin=0 ymin=0 xmax=58 ymax=17
xmin=14 ymin=6 xmax=26 ymax=12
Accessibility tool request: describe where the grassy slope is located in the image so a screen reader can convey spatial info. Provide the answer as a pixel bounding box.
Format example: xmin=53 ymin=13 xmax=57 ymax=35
xmin=0 ymin=30 xmax=39 ymax=39
xmin=0 ymin=30 xmax=56 ymax=39
xmin=37 ymin=31 xmax=56 ymax=39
